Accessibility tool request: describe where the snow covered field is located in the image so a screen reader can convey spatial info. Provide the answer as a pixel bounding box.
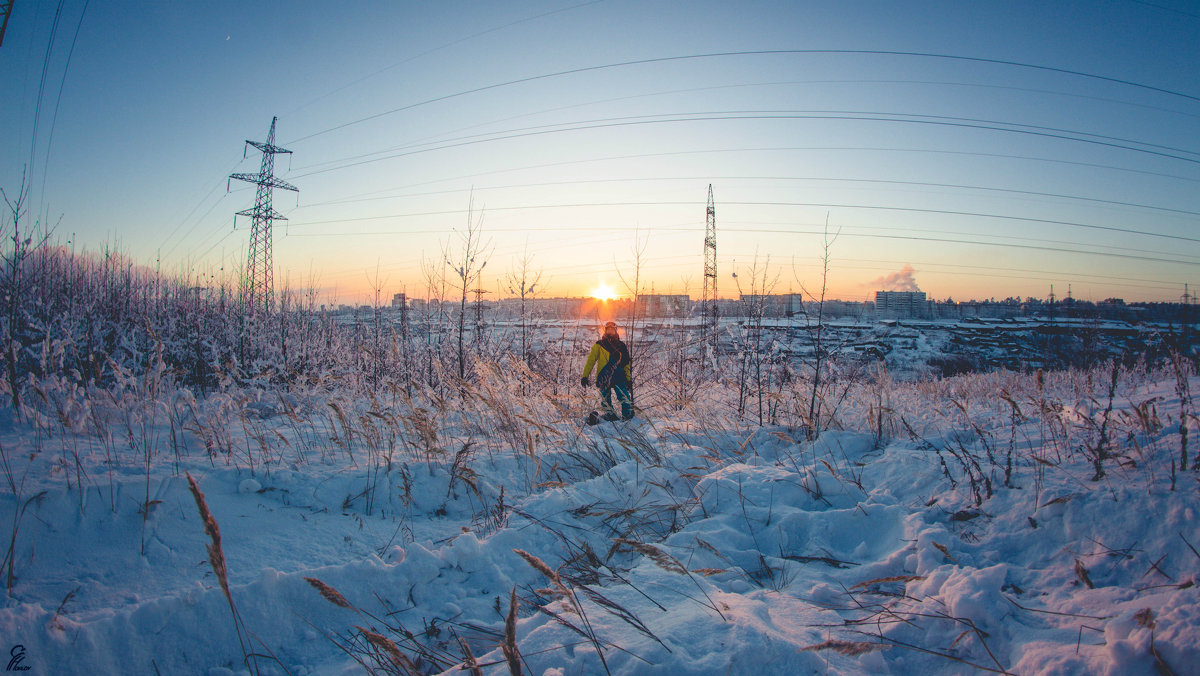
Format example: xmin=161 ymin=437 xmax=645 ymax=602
xmin=1 ymin=343 xmax=1198 ymax=675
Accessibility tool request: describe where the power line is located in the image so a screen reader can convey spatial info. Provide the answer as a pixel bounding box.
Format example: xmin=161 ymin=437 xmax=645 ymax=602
xmin=281 ymin=0 xmax=604 ymax=119
xmin=37 ymin=0 xmax=87 ymax=224
xmin=168 ymin=110 xmax=1199 ymax=272
xmin=285 ymin=211 xmax=1192 ymax=291
xmin=283 ymin=110 xmax=1200 ymax=183
xmin=297 ymin=174 xmax=1200 ymax=218
xmin=327 ymin=146 xmax=1200 ymax=202
xmin=27 ymin=0 xmax=65 ymax=193
xmin=158 ymin=167 xmax=245 ymax=259
xmin=171 ymin=48 xmax=1200 ymax=301
xmin=89 ymin=113 xmax=1200 ymax=265
xmin=280 ymin=222 xmax=1198 ymax=267
xmin=161 ymin=190 xmax=236 ymax=261
xmin=275 ymin=145 xmax=1200 ymax=227
xmin=284 ymin=198 xmax=1200 ymax=245
xmin=366 ymin=78 xmax=1200 ymax=162
xmin=395 ymin=107 xmax=1200 ymax=165
xmin=1128 ymin=0 xmax=1200 ymax=20
xmin=192 ymin=227 xmax=235 ymax=265
xmin=283 ymin=48 xmax=1200 ymax=145
xmin=739 ymin=200 xmax=1200 ymax=244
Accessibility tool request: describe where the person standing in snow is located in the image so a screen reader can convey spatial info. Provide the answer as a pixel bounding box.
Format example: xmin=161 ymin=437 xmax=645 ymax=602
xmin=581 ymin=321 xmax=634 ymax=421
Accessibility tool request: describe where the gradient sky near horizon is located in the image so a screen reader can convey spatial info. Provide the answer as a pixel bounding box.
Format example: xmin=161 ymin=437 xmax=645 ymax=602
xmin=2 ymin=0 xmax=1198 ymax=304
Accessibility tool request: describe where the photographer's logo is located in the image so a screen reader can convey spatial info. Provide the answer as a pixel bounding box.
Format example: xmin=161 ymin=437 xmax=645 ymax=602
xmin=6 ymin=645 xmax=29 ymax=672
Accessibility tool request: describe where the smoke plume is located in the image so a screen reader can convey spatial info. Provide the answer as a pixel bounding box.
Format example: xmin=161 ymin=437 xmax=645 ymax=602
xmin=871 ymin=264 xmax=920 ymax=292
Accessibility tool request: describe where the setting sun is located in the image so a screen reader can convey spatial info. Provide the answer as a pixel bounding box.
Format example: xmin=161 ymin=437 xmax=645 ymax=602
xmin=591 ymin=282 xmax=618 ymax=302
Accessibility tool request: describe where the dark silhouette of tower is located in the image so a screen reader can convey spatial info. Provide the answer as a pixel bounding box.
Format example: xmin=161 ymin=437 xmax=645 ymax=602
xmin=701 ymin=184 xmax=718 ymax=360
xmin=0 ymin=1 xmax=14 ymax=48
xmin=229 ymin=117 xmax=297 ymax=314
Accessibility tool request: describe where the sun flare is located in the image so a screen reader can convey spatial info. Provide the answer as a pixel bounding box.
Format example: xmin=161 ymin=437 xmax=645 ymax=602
xmin=591 ymin=283 xmax=618 ymax=301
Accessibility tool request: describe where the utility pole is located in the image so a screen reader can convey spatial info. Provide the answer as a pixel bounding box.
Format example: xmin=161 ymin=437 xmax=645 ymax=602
xmin=701 ymin=184 xmax=718 ymax=363
xmin=229 ymin=117 xmax=297 ymax=315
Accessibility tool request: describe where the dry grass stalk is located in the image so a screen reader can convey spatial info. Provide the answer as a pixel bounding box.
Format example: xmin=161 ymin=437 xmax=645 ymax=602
xmin=931 ymin=541 xmax=957 ymax=564
xmin=949 ymin=629 xmax=972 ymax=649
xmin=802 ymin=639 xmax=886 ymax=656
xmin=1150 ymin=641 xmax=1178 ymax=676
xmin=304 ymin=576 xmax=353 ymax=609
xmin=185 ymin=472 xmax=256 ymax=674
xmin=328 ymin=401 xmax=355 ymax=462
xmin=1074 ymin=558 xmax=1095 ymax=589
xmin=503 ymin=588 xmax=523 ymax=676
xmin=849 ymin=575 xmax=925 ymax=591
xmin=1040 ymin=494 xmax=1072 ymax=508
xmin=458 ymin=636 xmax=483 ymax=676
xmin=514 ymin=548 xmax=570 ymax=597
xmin=613 ymin=538 xmax=687 ymax=576
xmin=357 ymin=625 xmax=419 ymax=674
xmin=695 ymin=537 xmax=734 ymax=565
xmin=1004 ymin=594 xmax=1110 ymax=620
xmin=49 ymin=585 xmax=79 ymax=631
xmin=511 ymin=548 xmax=622 ymax=672
xmin=613 ymin=538 xmax=726 ymax=622
xmin=1180 ymin=531 xmax=1200 ymax=562
xmin=186 ymin=472 xmax=230 ymax=603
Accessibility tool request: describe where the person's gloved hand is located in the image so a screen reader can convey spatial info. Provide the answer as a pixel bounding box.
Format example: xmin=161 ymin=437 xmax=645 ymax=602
xmin=581 ymin=376 xmax=590 ymax=387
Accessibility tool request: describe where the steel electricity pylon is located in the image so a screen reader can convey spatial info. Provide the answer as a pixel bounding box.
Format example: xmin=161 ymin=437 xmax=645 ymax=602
xmin=229 ymin=116 xmax=297 ymax=314
xmin=0 ymin=1 xmax=14 ymax=49
xmin=701 ymin=183 xmax=718 ymax=360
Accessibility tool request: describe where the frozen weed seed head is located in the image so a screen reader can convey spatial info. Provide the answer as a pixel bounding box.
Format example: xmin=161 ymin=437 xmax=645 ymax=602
xmin=185 ymin=472 xmax=256 ymax=674
xmin=305 ymin=576 xmax=353 ymax=610
xmin=503 ymin=588 xmax=522 ymax=676
xmin=514 ymin=548 xmax=567 ymax=595
xmin=357 ymin=625 xmax=420 ymax=674
xmin=186 ymin=472 xmax=228 ymax=593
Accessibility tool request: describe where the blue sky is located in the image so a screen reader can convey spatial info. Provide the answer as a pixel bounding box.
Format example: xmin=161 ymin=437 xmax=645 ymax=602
xmin=2 ymin=0 xmax=1198 ymax=303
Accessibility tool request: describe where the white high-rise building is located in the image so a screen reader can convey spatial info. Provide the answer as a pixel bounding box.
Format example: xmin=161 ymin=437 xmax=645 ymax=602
xmin=876 ymin=291 xmax=928 ymax=319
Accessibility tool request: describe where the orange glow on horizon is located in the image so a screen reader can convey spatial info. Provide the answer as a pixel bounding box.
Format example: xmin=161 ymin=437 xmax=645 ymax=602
xmin=590 ymin=282 xmax=618 ymax=301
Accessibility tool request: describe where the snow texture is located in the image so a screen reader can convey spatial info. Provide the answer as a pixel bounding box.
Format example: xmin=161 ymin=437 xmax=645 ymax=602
xmin=1 ymin=353 xmax=1198 ymax=675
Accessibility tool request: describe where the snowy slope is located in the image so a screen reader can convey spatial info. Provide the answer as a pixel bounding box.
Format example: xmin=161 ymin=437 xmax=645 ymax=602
xmin=1 ymin=363 xmax=1197 ymax=675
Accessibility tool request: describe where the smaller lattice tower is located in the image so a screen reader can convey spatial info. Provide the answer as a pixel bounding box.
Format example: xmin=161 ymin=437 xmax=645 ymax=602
xmin=229 ymin=117 xmax=297 ymax=314
xmin=701 ymin=184 xmax=718 ymax=359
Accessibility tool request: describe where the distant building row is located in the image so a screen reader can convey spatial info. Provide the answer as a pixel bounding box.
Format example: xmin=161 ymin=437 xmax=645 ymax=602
xmin=340 ymin=291 xmax=1194 ymax=324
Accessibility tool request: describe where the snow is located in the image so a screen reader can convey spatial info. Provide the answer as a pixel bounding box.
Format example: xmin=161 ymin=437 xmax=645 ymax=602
xmin=1 ymin=354 xmax=1199 ymax=674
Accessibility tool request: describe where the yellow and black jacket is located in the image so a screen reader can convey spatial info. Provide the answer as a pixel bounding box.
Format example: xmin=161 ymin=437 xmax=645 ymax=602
xmin=582 ymin=336 xmax=632 ymax=388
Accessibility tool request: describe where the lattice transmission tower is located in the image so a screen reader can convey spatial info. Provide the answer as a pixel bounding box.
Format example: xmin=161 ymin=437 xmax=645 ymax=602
xmin=701 ymin=183 xmax=718 ymax=360
xmin=229 ymin=116 xmax=297 ymax=314
xmin=0 ymin=1 xmax=14 ymax=49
